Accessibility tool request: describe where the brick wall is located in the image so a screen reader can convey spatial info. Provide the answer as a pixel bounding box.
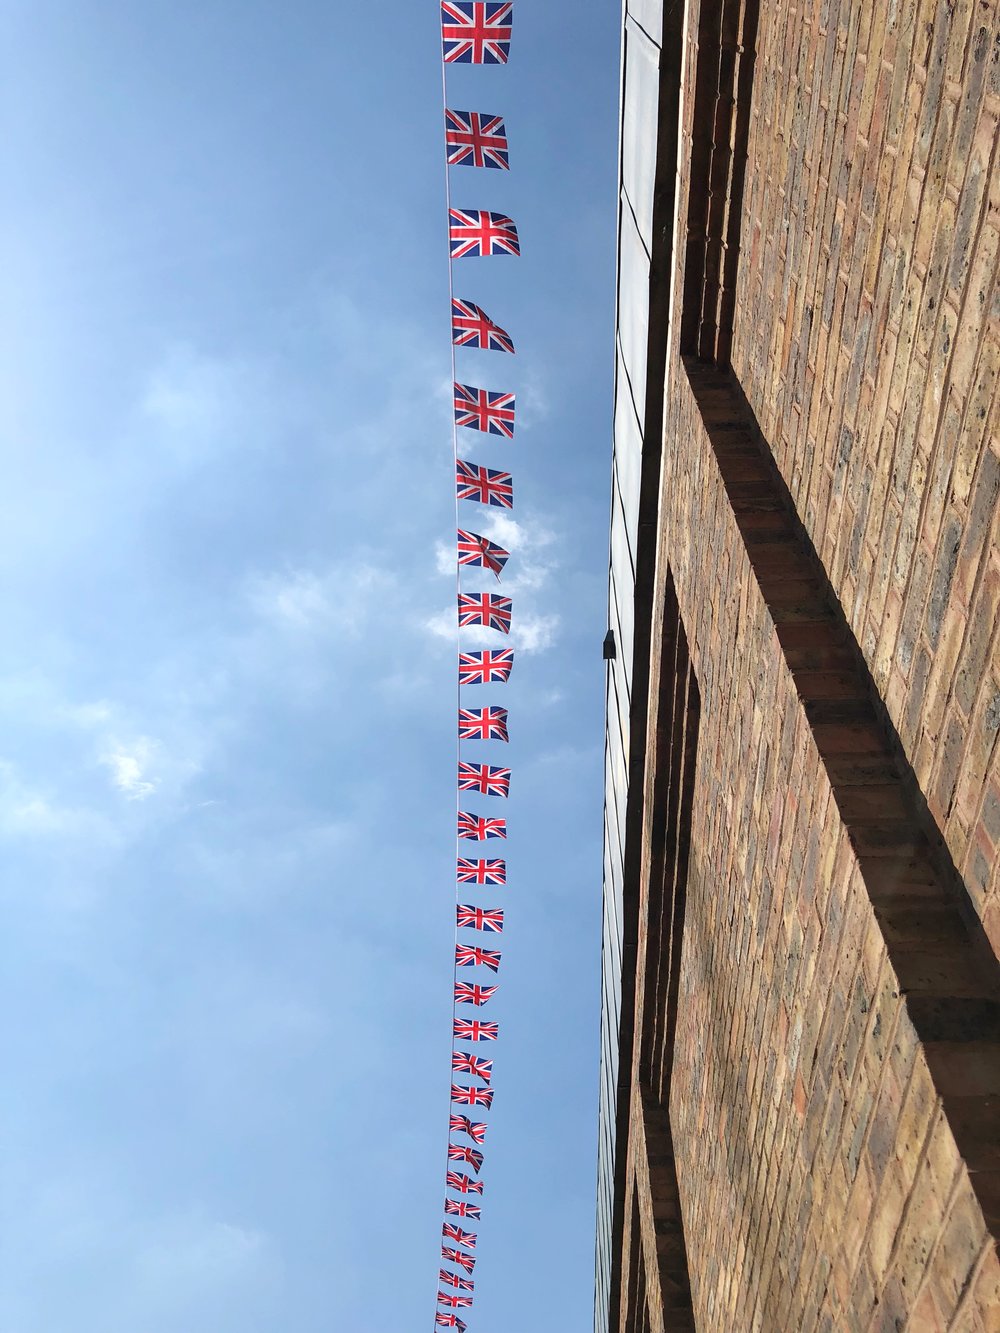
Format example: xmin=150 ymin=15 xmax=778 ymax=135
xmin=729 ymin=0 xmax=1000 ymax=952
xmin=603 ymin=1 xmax=1000 ymax=1327
xmin=653 ymin=368 xmax=1000 ymax=1330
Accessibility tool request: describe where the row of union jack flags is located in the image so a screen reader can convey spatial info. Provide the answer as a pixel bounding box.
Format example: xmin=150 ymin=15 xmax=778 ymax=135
xmin=433 ymin=5 xmax=519 ymax=1331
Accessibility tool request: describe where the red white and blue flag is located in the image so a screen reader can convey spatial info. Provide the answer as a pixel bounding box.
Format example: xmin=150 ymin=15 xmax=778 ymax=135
xmin=447 ymin=1142 xmax=485 ymax=1170
xmin=437 ymin=1306 xmax=472 ymax=1327
xmin=454 ymin=1018 xmax=499 ymax=1040
xmin=457 ymin=857 xmax=507 ymax=885
xmin=443 ymin=1223 xmax=478 ymax=1249
xmin=458 ymin=592 xmax=512 ymax=633
xmin=458 ymin=762 xmax=510 ymax=797
xmin=459 ymin=706 xmax=508 ymax=742
xmin=454 ymin=984 xmax=499 ymax=1007
xmin=452 ymin=299 xmax=515 ymax=354
xmin=439 ymin=1270 xmax=475 ymax=1291
xmin=441 ymin=1245 xmax=476 ymax=1274
xmin=457 ymin=812 xmax=507 ymax=840
xmin=449 ymin=1115 xmax=488 ymax=1144
xmin=449 ymin=208 xmax=520 ymax=258
xmin=444 ymin=1201 xmax=481 ymax=1223
xmin=456 ymin=460 xmax=514 ymax=509
xmin=438 ymin=1292 xmax=474 ymax=1309
xmin=441 ymin=2 xmax=512 ymax=64
xmin=452 ymin=1051 xmax=494 ymax=1081
xmin=454 ymin=383 xmax=516 ymax=436
xmin=455 ymin=944 xmax=501 ymax=972
xmin=446 ymin=1172 xmax=484 ymax=1195
xmin=459 ymin=649 xmax=514 ymax=683
xmin=451 ymin=1083 xmax=495 ymax=1108
xmin=457 ymin=529 xmax=509 ymax=577
xmin=445 ymin=110 xmax=510 ymax=169
xmin=457 ymin=904 xmax=504 ymax=933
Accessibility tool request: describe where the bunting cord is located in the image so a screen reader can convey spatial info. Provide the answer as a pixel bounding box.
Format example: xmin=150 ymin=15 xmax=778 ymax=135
xmin=434 ymin=13 xmax=516 ymax=1329
xmin=439 ymin=38 xmax=466 ymax=1329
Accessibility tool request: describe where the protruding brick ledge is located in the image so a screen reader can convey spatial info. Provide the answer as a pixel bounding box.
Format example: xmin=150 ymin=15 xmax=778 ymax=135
xmin=684 ymin=357 xmax=1000 ymax=1241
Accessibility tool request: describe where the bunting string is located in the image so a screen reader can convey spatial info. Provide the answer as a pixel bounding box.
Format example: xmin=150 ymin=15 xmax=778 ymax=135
xmin=433 ymin=5 xmax=518 ymax=1331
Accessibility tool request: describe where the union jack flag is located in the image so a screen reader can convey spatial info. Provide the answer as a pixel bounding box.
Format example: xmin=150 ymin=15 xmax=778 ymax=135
xmin=446 ymin=1171 xmax=484 ymax=1195
xmin=441 ymin=2 xmax=512 ymax=64
xmin=451 ymin=1083 xmax=495 ymax=1109
xmin=439 ymin=1269 xmax=475 ymax=1291
xmin=459 ymin=706 xmax=508 ymax=742
xmin=454 ymin=983 xmax=498 ymax=1007
xmin=447 ymin=1142 xmax=485 ymax=1170
xmin=454 ymin=1018 xmax=499 ymax=1040
xmin=438 ymin=1292 xmax=474 ymax=1309
xmin=457 ymin=529 xmax=509 ymax=577
xmin=443 ymin=1223 xmax=478 ymax=1249
xmin=458 ymin=762 xmax=510 ymax=797
xmin=449 ymin=1116 xmax=487 ymax=1145
xmin=442 ymin=1245 xmax=476 ymax=1274
xmin=457 ymin=904 xmax=504 ymax=934
xmin=458 ymin=592 xmax=512 ymax=633
xmin=455 ymin=944 xmax=501 ymax=972
xmin=457 ymin=857 xmax=506 ymax=885
xmin=437 ymin=1306 xmax=472 ymax=1327
xmin=449 ymin=208 xmax=520 ymax=258
xmin=436 ymin=1312 xmax=468 ymax=1331
xmin=454 ymin=383 xmax=515 ymax=437
xmin=452 ymin=299 xmax=515 ymax=354
xmin=445 ymin=110 xmax=509 ymax=169
xmin=452 ymin=1051 xmax=494 ymax=1081
xmin=458 ymin=649 xmax=514 ymax=683
xmin=445 ymin=1198 xmax=482 ymax=1219
xmin=458 ymin=812 xmax=507 ymax=840
xmin=445 ymin=1226 xmax=480 ymax=1247
xmin=456 ymin=460 xmax=513 ymax=509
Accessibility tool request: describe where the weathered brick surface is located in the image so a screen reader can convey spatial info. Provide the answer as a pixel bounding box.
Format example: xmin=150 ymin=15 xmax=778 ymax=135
xmin=654 ymin=367 xmax=1000 ymax=1329
xmin=729 ymin=0 xmax=1000 ymax=949
xmin=607 ymin=1 xmax=1000 ymax=1327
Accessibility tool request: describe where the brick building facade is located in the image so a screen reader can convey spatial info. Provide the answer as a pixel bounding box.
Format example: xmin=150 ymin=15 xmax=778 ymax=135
xmin=597 ymin=0 xmax=1000 ymax=1329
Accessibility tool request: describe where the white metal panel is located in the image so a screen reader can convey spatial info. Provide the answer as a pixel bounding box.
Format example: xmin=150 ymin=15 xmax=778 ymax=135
xmin=625 ymin=0 xmax=663 ymax=46
xmin=621 ymin=17 xmax=661 ymax=254
xmin=616 ymin=202 xmax=650 ymax=428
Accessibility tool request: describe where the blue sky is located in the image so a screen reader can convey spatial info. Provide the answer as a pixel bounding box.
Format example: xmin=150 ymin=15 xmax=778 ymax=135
xmin=0 ymin=3 xmax=620 ymax=1328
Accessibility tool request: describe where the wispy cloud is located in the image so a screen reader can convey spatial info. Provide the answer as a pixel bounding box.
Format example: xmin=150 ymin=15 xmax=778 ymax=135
xmin=515 ymin=369 xmax=550 ymax=430
xmin=0 ymin=759 xmax=116 ymax=843
xmin=509 ymin=612 xmax=559 ymax=653
xmin=140 ymin=344 xmax=270 ymax=463
xmin=134 ymin=1216 xmax=274 ymax=1296
xmin=424 ymin=605 xmax=559 ymax=654
xmin=248 ymin=561 xmax=396 ymax=637
xmin=429 ymin=511 xmax=561 ymax=652
xmin=100 ymin=738 xmax=159 ymax=801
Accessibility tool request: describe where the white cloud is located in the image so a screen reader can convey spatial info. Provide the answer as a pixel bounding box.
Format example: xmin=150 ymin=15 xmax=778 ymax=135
xmin=510 ymin=612 xmax=560 ymax=653
xmin=61 ymin=700 xmax=114 ymax=728
xmin=250 ymin=569 xmax=335 ymax=629
xmin=140 ymin=344 xmax=266 ymax=461
xmin=0 ymin=759 xmax=117 ymax=844
xmin=424 ymin=605 xmax=559 ymax=654
xmin=248 ymin=561 xmax=395 ymax=637
xmin=424 ymin=606 xmax=458 ymax=641
xmin=435 ymin=540 xmax=457 ymax=577
xmin=480 ymin=511 xmax=558 ymax=594
xmin=435 ymin=511 xmax=558 ymax=590
xmin=515 ymin=370 xmax=550 ymax=430
xmin=135 ymin=1218 xmax=272 ymax=1295
xmin=100 ymin=738 xmax=159 ymax=801
xmin=427 ymin=512 xmax=561 ymax=653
